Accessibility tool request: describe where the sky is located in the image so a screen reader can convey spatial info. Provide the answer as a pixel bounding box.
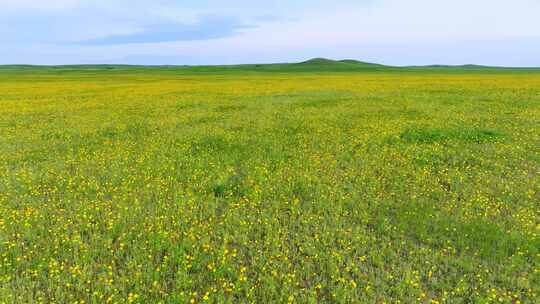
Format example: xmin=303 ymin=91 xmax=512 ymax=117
xmin=1 ymin=0 xmax=539 ymax=66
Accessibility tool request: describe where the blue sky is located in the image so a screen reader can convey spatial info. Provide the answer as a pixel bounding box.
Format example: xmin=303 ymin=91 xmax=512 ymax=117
xmin=1 ymin=0 xmax=539 ymax=66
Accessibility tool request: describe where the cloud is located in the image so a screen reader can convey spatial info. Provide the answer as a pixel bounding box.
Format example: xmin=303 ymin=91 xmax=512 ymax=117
xmin=77 ymin=16 xmax=251 ymax=45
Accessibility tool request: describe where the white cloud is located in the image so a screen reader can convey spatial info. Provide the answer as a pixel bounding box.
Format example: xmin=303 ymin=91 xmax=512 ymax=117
xmin=258 ymin=0 xmax=540 ymax=42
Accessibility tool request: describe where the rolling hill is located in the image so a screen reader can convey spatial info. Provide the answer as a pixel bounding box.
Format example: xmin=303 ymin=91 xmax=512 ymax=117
xmin=0 ymin=58 xmax=538 ymax=73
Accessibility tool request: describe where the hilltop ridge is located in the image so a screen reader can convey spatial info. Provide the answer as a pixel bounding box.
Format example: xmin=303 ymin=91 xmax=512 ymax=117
xmin=0 ymin=58 xmax=538 ymax=72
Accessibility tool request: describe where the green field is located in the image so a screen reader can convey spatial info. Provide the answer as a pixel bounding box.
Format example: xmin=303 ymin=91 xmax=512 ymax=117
xmin=1 ymin=61 xmax=539 ymax=303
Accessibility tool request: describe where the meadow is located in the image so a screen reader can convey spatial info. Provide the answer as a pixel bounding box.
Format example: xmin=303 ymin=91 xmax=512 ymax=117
xmin=0 ymin=62 xmax=539 ymax=303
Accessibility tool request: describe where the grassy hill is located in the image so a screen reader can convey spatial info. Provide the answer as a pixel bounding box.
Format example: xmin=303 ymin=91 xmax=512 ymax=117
xmin=1 ymin=58 xmax=538 ymax=74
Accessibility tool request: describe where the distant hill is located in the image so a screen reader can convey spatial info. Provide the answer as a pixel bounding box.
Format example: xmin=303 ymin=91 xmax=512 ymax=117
xmin=297 ymin=58 xmax=387 ymax=69
xmin=299 ymin=58 xmax=340 ymax=65
xmin=0 ymin=58 xmax=538 ymax=73
xmin=0 ymin=58 xmax=389 ymax=73
xmin=410 ymin=64 xmax=490 ymax=69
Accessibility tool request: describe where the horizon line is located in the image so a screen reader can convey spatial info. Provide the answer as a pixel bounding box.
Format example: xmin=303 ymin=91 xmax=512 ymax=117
xmin=1 ymin=58 xmax=540 ymax=69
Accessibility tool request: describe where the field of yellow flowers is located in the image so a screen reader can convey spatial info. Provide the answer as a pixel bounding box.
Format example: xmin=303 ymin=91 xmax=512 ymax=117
xmin=0 ymin=68 xmax=539 ymax=303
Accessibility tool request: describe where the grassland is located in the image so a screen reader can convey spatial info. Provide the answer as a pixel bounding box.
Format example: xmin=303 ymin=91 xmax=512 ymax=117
xmin=0 ymin=61 xmax=539 ymax=303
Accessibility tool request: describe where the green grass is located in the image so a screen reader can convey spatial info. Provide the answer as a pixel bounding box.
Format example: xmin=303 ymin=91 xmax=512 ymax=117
xmin=397 ymin=126 xmax=505 ymax=144
xmin=0 ymin=63 xmax=539 ymax=303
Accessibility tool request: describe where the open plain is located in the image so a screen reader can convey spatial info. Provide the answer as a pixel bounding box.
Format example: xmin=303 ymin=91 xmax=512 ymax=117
xmin=0 ymin=62 xmax=539 ymax=303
